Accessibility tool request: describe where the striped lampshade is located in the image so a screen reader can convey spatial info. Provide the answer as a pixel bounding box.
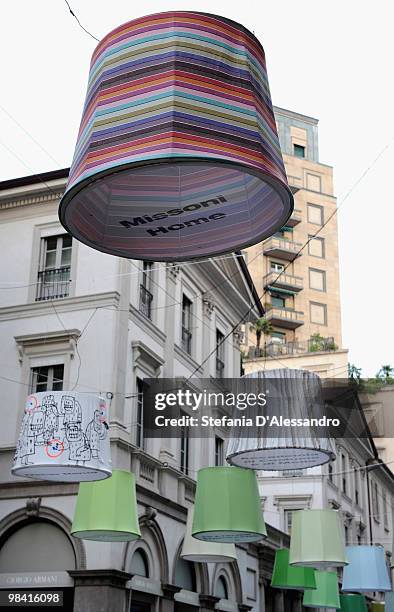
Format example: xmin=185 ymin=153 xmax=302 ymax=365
xmin=59 ymin=12 xmax=293 ymax=261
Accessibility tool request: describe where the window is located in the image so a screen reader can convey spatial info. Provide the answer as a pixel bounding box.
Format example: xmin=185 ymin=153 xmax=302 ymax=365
xmin=139 ymin=261 xmax=153 ymax=319
xmin=215 ymin=576 xmax=229 ymax=600
xmin=216 ymin=329 xmax=225 ymax=378
xmin=30 ymin=365 xmax=64 ymax=393
xmin=36 ymin=235 xmax=72 ymax=301
xmin=344 ymin=525 xmax=349 ymax=545
xmin=180 ymin=411 xmax=189 ymax=475
xmin=130 ymin=549 xmax=149 ymax=577
xmin=175 ymin=558 xmax=196 ymax=591
xmin=284 ymin=509 xmax=301 ymax=535
xmin=383 ymin=491 xmax=388 ymax=529
xmin=354 ymin=466 xmax=360 ymax=506
xmin=309 ymin=268 xmax=326 ymax=292
xmin=181 ymin=295 xmax=193 ymax=354
xmin=328 ymin=462 xmax=334 ymax=483
xmin=310 ymin=302 xmax=327 ymax=326
xmin=270 ymin=261 xmax=285 ymax=273
xmin=271 ymin=331 xmax=286 ymax=343
xmin=308 ymin=204 xmax=324 ymax=225
xmin=246 ymin=568 xmax=257 ymax=601
xmin=136 ymin=378 xmax=144 ymax=449
xmin=372 ymin=481 xmax=380 ymax=521
xmin=271 ymin=295 xmax=286 ymax=308
xmin=341 ymin=453 xmax=347 ymax=495
xmin=308 ymin=236 xmax=325 ymax=258
xmin=293 ymin=144 xmax=305 ymax=158
xmin=215 ymin=436 xmax=224 ymax=466
xmin=306 ymin=173 xmax=322 ymax=192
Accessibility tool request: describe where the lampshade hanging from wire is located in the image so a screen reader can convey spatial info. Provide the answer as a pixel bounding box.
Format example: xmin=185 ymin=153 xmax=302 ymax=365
xmin=58 ymin=11 xmax=293 ymax=262
xmin=370 ymin=603 xmax=385 ymax=612
xmin=342 ymin=546 xmax=391 ymax=593
xmin=71 ymin=470 xmax=141 ymax=541
xmin=12 ymin=392 xmax=111 ymax=482
xmin=181 ymin=507 xmax=237 ymax=562
xmin=289 ymin=509 xmax=347 ymax=570
xmin=270 ymin=548 xmax=316 ymax=590
xmin=338 ymin=594 xmax=368 ymax=612
xmin=192 ymin=467 xmax=266 ymax=543
xmin=226 ymin=369 xmax=335 ymax=471
xmin=302 ymin=571 xmax=340 ymax=609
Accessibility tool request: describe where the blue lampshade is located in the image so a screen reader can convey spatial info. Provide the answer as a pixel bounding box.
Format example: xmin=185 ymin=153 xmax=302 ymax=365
xmin=386 ymin=591 xmax=394 ymax=609
xmin=342 ymin=546 xmax=391 ymax=593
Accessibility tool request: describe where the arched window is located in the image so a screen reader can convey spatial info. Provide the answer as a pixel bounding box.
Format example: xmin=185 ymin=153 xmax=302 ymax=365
xmin=0 ymin=520 xmax=76 ymax=572
xmin=215 ymin=575 xmax=229 ymax=600
xmin=174 ymin=557 xmax=196 ymax=591
xmin=130 ymin=548 xmax=149 ymax=578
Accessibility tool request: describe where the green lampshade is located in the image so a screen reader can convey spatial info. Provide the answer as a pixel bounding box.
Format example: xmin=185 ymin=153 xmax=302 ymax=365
xmin=302 ymin=571 xmax=340 ymax=609
xmin=339 ymin=594 xmax=368 ymax=612
xmin=71 ymin=469 xmax=141 ymax=541
xmin=271 ymin=548 xmax=316 ymax=590
xmin=289 ymin=509 xmax=347 ymax=569
xmin=192 ymin=467 xmax=266 ymax=543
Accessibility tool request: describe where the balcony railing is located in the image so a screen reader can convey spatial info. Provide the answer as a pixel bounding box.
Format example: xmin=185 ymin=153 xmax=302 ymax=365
xmin=263 ymin=237 xmax=302 ymax=261
xmin=216 ymin=357 xmax=225 ymax=378
xmin=248 ymin=336 xmax=336 ymax=358
xmin=139 ymin=284 xmax=153 ymax=319
xmin=263 ymin=271 xmax=303 ymax=292
xmin=287 ymin=208 xmax=302 ymax=227
xmin=181 ymin=326 xmax=192 ymax=354
xmin=35 ymin=266 xmax=71 ymax=301
xmin=265 ymin=307 xmax=304 ymax=329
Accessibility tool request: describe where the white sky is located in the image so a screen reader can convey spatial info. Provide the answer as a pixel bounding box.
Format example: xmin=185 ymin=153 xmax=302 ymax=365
xmin=1 ymin=1 xmax=393 ymax=376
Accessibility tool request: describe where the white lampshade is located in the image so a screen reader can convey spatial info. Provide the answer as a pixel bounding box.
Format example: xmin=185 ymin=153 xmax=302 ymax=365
xmin=181 ymin=508 xmax=237 ymax=562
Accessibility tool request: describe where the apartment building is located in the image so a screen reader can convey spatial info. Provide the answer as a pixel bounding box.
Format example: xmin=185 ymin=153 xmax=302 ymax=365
xmin=245 ymin=107 xmax=348 ymax=378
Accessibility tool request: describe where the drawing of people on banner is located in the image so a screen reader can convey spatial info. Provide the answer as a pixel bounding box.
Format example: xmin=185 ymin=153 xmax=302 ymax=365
xmin=61 ymin=395 xmax=82 ymax=427
xmin=85 ymin=409 xmax=107 ymax=463
xmin=42 ymin=394 xmax=59 ymax=442
xmin=64 ymin=422 xmax=91 ymax=464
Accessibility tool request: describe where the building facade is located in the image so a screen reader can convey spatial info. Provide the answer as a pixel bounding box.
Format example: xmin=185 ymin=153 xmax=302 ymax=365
xmin=245 ymin=106 xmax=347 ymax=379
xmin=0 ymin=169 xmax=305 ymax=612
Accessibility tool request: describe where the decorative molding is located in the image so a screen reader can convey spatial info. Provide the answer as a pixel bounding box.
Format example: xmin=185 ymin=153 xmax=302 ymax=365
xmin=15 ymin=329 xmax=81 ymax=363
xmin=0 ymin=190 xmax=64 ymax=211
xmin=273 ymin=494 xmax=312 ymax=510
xmin=132 ymin=340 xmax=165 ymax=377
xmin=25 ymin=497 xmax=42 ymax=517
xmin=233 ymin=326 xmax=245 ymax=346
xmin=328 ymin=498 xmax=341 ymax=510
xmin=166 ymin=263 xmax=180 ymax=279
xmin=202 ymin=298 xmax=215 ymax=318
xmin=0 ymin=291 xmax=120 ymax=322
xmin=68 ymin=569 xmax=131 ymax=588
xmin=129 ymin=305 xmax=166 ymax=345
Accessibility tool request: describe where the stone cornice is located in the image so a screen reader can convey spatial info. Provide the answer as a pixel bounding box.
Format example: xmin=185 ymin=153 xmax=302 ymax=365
xmin=0 ymin=291 xmax=120 ymax=321
xmin=0 ymin=190 xmax=64 ymax=210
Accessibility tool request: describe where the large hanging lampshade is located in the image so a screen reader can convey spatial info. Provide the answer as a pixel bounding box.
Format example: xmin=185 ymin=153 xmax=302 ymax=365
xmin=71 ymin=470 xmax=141 ymax=541
xmin=192 ymin=467 xmax=266 ymax=543
xmin=12 ymin=392 xmax=111 ymax=482
xmin=289 ymin=510 xmax=347 ymax=569
xmin=338 ymin=594 xmax=368 ymax=612
xmin=302 ymin=571 xmax=340 ymax=609
xmin=181 ymin=507 xmax=237 ymax=562
xmin=342 ymin=546 xmax=391 ymax=593
xmin=59 ymin=11 xmax=293 ymax=262
xmin=271 ymin=548 xmax=316 ymax=590
xmin=226 ymin=369 xmax=335 ymax=471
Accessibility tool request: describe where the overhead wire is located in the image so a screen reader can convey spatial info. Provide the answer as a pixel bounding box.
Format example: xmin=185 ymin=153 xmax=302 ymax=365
xmin=63 ymin=0 xmax=99 ymax=42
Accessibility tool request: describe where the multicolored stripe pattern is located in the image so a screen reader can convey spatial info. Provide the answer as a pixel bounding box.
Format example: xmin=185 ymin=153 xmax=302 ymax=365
xmin=59 ymin=11 xmax=293 ymax=261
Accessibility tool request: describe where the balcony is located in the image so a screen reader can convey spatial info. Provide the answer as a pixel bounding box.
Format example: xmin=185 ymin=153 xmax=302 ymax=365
xmin=286 ymin=208 xmax=302 ymax=227
xmin=35 ymin=266 xmax=70 ymax=301
xmin=139 ymin=284 xmax=153 ymax=319
xmin=263 ymin=237 xmax=302 ymax=261
xmin=263 ymin=271 xmax=303 ymax=293
xmin=248 ymin=336 xmax=337 ymax=359
xmin=265 ymin=307 xmax=304 ymax=329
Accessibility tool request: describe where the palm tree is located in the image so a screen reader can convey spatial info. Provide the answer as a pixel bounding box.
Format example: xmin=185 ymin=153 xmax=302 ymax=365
xmin=376 ymin=364 xmax=394 ymax=383
xmin=348 ymin=363 xmax=362 ymax=382
xmin=250 ymin=317 xmax=274 ymax=350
